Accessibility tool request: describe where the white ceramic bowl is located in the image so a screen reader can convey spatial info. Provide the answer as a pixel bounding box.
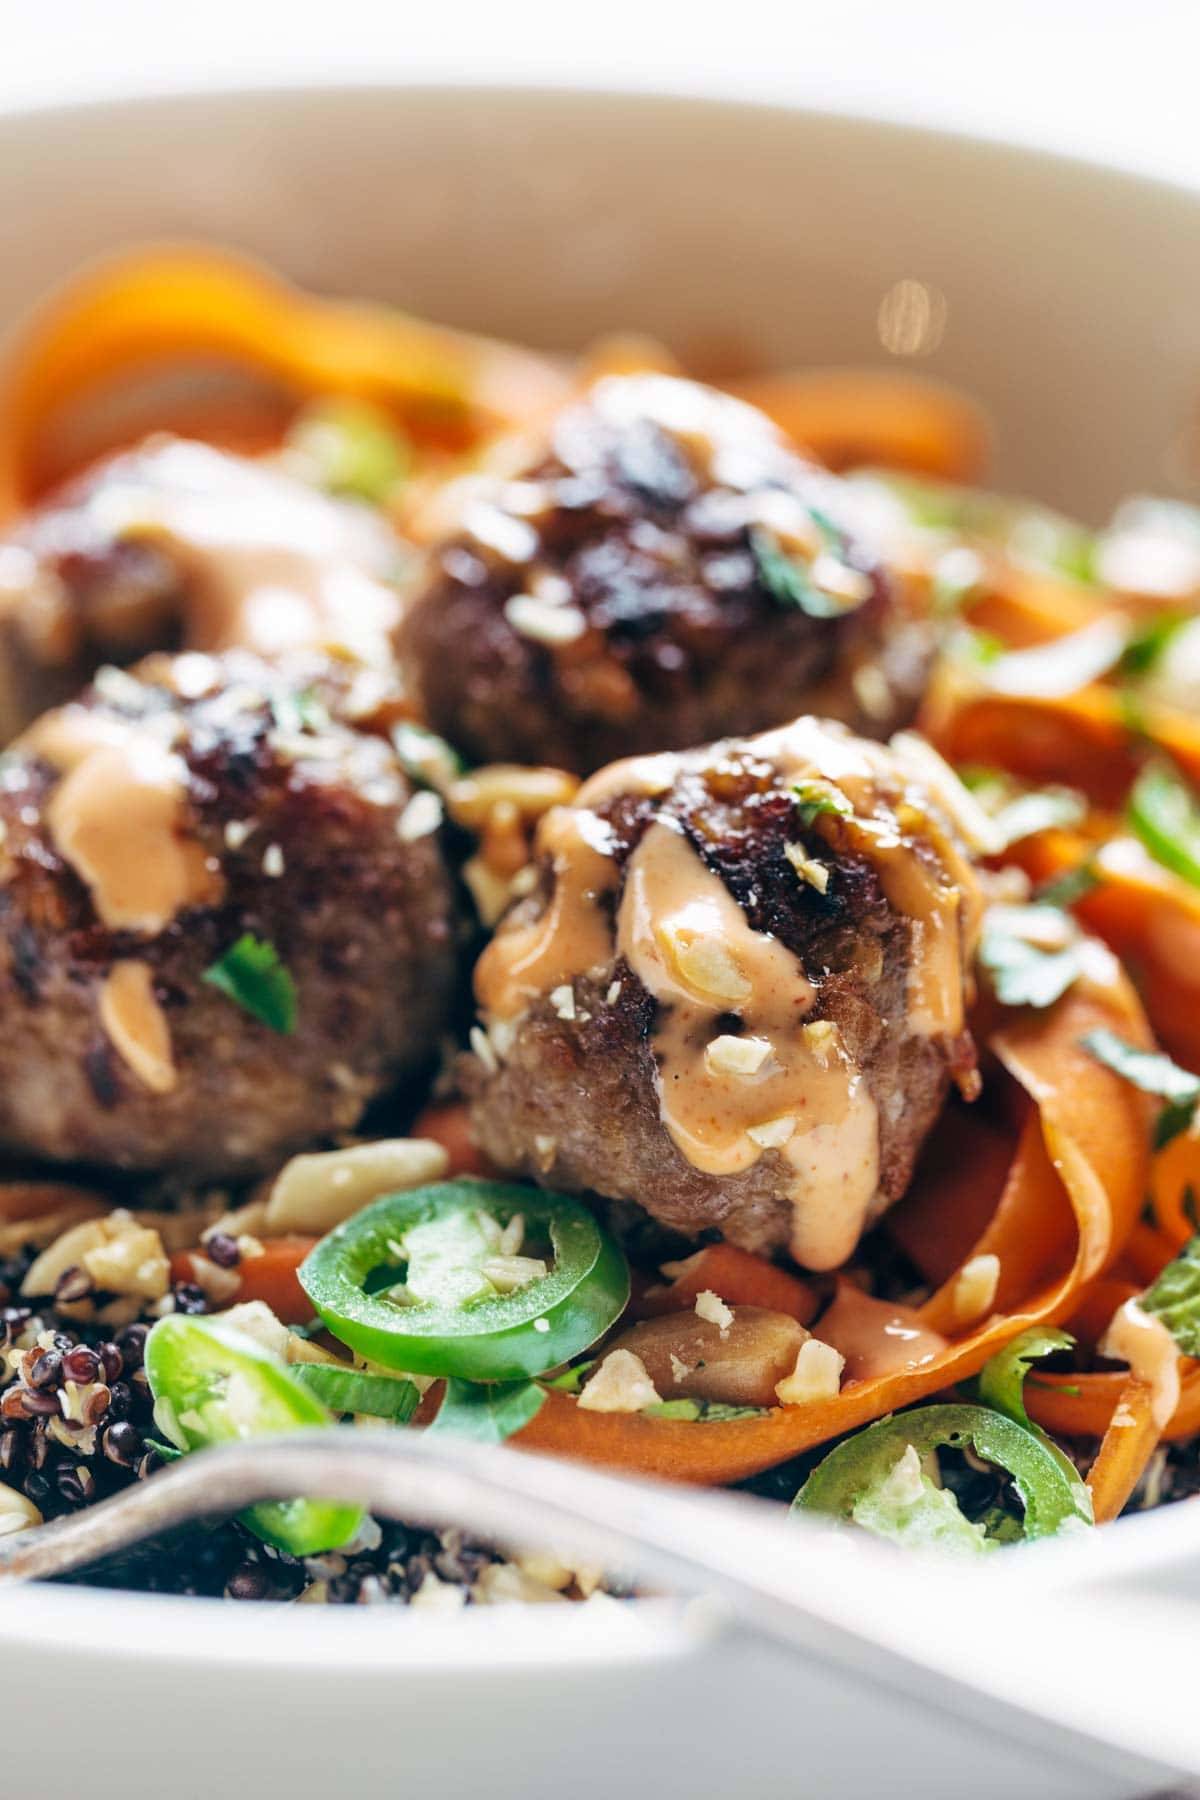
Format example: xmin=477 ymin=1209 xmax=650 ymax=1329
xmin=2 ymin=84 xmax=1200 ymax=1800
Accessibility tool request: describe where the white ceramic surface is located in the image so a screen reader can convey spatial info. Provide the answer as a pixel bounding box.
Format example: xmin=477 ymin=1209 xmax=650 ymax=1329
xmin=1 ymin=84 xmax=1199 ymax=1800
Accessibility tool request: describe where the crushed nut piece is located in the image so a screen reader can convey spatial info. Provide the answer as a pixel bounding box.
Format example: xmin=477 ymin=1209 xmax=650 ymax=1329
xmin=704 ymin=1033 xmax=773 ymax=1077
xmin=694 ymin=1290 xmax=734 ymax=1336
xmin=952 ymin=1253 xmax=1001 ymax=1326
xmin=775 ymin=1338 xmax=844 ymax=1406
xmin=577 ymin=1349 xmax=660 ymax=1414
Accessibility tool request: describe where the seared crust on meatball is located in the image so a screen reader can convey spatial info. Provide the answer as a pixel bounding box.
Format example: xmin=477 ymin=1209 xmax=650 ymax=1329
xmin=0 ymin=651 xmax=457 ymax=1175
xmin=0 ymin=437 xmax=404 ymax=742
xmin=465 ymin=719 xmax=981 ymax=1266
xmin=400 ymin=375 xmax=932 ymax=773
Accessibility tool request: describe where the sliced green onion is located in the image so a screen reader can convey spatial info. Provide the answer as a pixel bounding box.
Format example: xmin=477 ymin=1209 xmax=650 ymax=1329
xmin=286 ymin=398 xmax=410 ymax=505
xmin=290 ymin=1364 xmax=420 ymax=1422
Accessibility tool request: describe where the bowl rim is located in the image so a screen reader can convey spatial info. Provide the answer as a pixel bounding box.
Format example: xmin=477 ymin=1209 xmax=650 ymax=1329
xmin=1 ymin=75 xmax=1199 ymax=213
xmin=0 ymin=76 xmax=1198 ymax=1655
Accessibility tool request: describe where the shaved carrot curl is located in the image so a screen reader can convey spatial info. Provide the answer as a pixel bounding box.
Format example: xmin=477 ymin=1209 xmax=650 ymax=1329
xmin=516 ymin=978 xmax=1152 ymax=1484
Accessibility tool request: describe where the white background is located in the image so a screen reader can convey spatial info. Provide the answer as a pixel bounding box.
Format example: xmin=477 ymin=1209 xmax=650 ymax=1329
xmin=1 ymin=0 xmax=1198 ymax=188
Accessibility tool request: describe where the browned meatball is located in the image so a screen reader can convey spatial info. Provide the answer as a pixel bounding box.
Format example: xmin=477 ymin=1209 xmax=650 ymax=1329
xmin=465 ymin=718 xmax=982 ymax=1268
xmin=0 ymin=436 xmax=404 ymax=742
xmin=0 ymin=650 xmax=457 ymax=1176
xmin=400 ymin=375 xmax=932 ymax=773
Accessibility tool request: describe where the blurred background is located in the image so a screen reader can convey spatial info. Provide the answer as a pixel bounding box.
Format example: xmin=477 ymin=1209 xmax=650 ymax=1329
xmin=2 ymin=0 xmax=1198 ymax=187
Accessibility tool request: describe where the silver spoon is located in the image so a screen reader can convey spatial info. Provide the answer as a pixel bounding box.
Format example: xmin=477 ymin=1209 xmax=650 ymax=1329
xmin=0 ymin=1429 xmax=1194 ymax=1791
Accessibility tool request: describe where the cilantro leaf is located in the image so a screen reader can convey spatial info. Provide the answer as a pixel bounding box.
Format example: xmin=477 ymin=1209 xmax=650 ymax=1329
xmin=1142 ymin=1235 xmax=1200 ymax=1357
xmin=978 ymin=906 xmax=1086 ymax=1009
xmin=977 ymin=1328 xmax=1075 ymax=1432
xmin=202 ymin=933 xmax=298 ymax=1035
xmin=749 ymin=528 xmax=853 ymax=619
xmin=1129 ymin=760 xmax=1200 ymax=889
xmin=1081 ymin=1028 xmax=1200 ymax=1148
xmin=426 ymin=1376 xmax=546 ymax=1444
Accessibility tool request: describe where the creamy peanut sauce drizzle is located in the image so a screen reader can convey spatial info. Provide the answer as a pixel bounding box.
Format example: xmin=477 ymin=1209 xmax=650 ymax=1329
xmin=24 ymin=706 xmax=222 ymax=934
xmin=616 ymin=821 xmax=879 ymax=1269
xmin=476 ymin=717 xmax=981 ymax=1271
xmin=85 ymin=440 xmax=401 ymax=664
xmin=1101 ymin=1298 xmax=1181 ymax=1430
xmin=814 ymin=1284 xmax=948 ymax=1381
xmin=474 ymin=807 xmax=619 ymax=1018
xmin=98 ymin=961 xmax=177 ymax=1095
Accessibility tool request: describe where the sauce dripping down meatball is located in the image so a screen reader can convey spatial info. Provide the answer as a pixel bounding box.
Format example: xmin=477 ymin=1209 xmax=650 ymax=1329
xmin=470 ymin=716 xmax=982 ymax=1267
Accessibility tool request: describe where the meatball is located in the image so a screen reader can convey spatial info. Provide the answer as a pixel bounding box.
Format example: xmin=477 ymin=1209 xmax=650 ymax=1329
xmin=0 ymin=436 xmax=404 ymax=741
xmin=465 ymin=717 xmax=982 ymax=1269
xmin=0 ymin=650 xmax=457 ymax=1176
xmin=400 ymin=374 xmax=932 ymax=773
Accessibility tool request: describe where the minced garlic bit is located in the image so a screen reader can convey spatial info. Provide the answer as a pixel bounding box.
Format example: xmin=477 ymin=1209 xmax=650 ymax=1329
xmin=397 ymin=789 xmax=444 ymax=842
xmin=694 ymin=1289 xmax=734 ymax=1336
xmin=775 ymin=1337 xmax=845 ymax=1406
xmin=262 ymin=842 xmax=285 ymax=878
xmin=577 ymin=1349 xmax=660 ymax=1413
xmin=704 ymin=1034 xmax=773 ymax=1077
xmin=469 ymin=1024 xmax=500 ymax=1074
xmin=952 ymin=1253 xmax=1001 ymax=1326
xmin=605 ymin=980 xmax=623 ymax=1006
xmin=669 ymin=1352 xmax=689 ymax=1386
xmin=223 ymin=817 xmax=256 ymax=850
xmin=504 ymin=594 xmax=587 ymax=645
xmin=549 ymin=983 xmax=576 ymax=1021
xmin=784 ymin=841 xmax=830 ymax=893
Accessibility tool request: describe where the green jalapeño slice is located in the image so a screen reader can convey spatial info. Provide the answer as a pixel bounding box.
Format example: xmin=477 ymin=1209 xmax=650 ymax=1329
xmin=144 ymin=1315 xmax=362 ymax=1556
xmin=298 ymin=1178 xmax=630 ymax=1381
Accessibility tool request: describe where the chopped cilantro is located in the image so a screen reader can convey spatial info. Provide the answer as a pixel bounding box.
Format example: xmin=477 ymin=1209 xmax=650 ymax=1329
xmin=978 ymin=905 xmax=1087 ymax=1009
xmin=1034 ymin=860 xmax=1101 ymax=908
xmin=202 ymin=933 xmax=298 ymax=1035
xmin=1128 ymin=760 xmax=1200 ymax=889
xmin=641 ymin=1398 xmax=769 ymax=1423
xmin=749 ymin=528 xmax=853 ymax=619
xmin=1142 ymin=1235 xmax=1200 ymax=1357
xmin=271 ymin=686 xmax=331 ymax=737
xmin=426 ymin=1376 xmax=546 ymax=1444
xmin=1081 ymin=1028 xmax=1200 ymax=1149
xmin=791 ymin=779 xmax=853 ymax=827
xmin=1119 ymin=611 xmax=1193 ymax=680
